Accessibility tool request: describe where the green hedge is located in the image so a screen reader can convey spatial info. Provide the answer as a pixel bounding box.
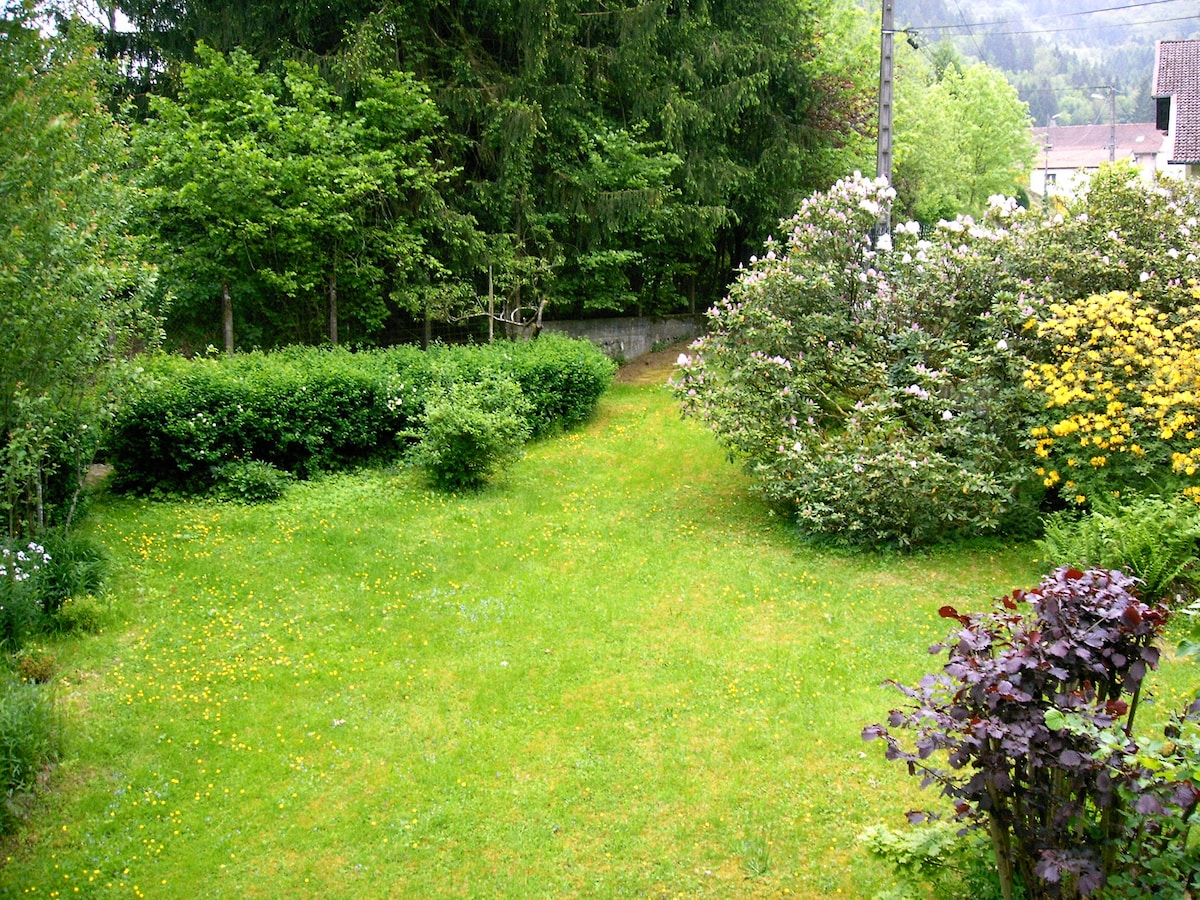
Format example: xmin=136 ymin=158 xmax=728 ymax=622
xmin=106 ymin=335 xmax=616 ymax=495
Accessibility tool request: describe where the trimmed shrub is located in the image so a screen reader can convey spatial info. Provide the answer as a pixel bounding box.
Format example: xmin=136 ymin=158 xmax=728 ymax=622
xmin=106 ymin=338 xmax=614 ymax=496
xmin=423 ymin=334 xmax=617 ymax=437
xmin=411 ymin=375 xmax=532 ymax=490
xmin=107 ymin=347 xmax=419 ymax=495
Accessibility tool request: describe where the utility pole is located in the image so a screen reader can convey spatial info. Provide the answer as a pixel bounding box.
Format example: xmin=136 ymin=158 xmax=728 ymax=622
xmin=1107 ymin=88 xmax=1116 ymax=163
xmin=876 ymin=0 xmax=895 ymax=233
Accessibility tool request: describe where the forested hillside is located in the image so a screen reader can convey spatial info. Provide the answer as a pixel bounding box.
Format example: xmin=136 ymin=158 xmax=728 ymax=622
xmin=874 ymin=0 xmax=1199 ymax=126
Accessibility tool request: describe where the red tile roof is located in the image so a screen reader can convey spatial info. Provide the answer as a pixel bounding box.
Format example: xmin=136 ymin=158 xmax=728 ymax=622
xmin=1154 ymin=40 xmax=1200 ymax=164
xmin=1033 ymin=122 xmax=1165 ymax=170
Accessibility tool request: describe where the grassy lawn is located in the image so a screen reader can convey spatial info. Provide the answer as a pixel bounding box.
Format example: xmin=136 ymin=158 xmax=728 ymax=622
xmin=3 ymin=364 xmax=1194 ymax=898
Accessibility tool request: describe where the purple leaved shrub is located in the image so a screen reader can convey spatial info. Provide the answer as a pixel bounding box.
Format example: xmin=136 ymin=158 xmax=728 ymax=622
xmin=864 ymin=567 xmax=1200 ymax=899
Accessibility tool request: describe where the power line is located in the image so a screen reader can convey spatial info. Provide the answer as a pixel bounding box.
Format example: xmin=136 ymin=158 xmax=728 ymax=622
xmin=973 ymin=14 xmax=1199 ymax=38
xmin=948 ymin=0 xmax=985 ymax=60
xmin=915 ymin=0 xmax=1196 ymax=33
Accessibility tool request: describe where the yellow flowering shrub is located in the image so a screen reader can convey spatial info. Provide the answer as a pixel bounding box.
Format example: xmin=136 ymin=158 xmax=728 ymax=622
xmin=1026 ymin=284 xmax=1200 ymax=503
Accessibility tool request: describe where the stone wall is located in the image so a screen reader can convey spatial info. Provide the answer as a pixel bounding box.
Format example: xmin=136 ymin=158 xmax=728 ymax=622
xmin=539 ymin=315 xmax=701 ymax=361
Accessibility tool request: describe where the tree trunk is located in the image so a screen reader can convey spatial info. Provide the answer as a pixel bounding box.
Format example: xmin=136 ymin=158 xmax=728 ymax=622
xmin=423 ymin=305 xmax=432 ymax=349
xmin=988 ymin=812 xmax=1016 ymax=900
xmin=222 ymin=279 xmax=234 ymax=354
xmin=327 ymin=271 xmax=338 ymax=346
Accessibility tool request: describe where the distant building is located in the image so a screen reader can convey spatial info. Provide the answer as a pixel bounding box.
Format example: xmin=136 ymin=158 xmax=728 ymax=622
xmin=1153 ymin=39 xmax=1200 ymax=179
xmin=1029 ymin=123 xmax=1170 ymax=202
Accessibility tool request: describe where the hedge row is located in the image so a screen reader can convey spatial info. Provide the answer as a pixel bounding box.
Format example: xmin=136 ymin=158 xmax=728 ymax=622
xmin=106 ymin=335 xmax=616 ymax=495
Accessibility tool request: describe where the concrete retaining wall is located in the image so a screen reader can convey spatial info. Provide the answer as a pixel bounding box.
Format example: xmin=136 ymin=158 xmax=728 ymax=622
xmin=539 ymin=315 xmax=701 ymax=361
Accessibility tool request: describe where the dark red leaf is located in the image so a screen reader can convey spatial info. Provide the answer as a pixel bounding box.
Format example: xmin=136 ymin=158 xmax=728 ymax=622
xmin=939 ymin=605 xmax=969 ymax=624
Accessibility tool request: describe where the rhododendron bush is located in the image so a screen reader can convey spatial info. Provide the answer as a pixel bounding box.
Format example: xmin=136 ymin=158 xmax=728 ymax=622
xmin=673 ymin=167 xmax=1200 ymax=547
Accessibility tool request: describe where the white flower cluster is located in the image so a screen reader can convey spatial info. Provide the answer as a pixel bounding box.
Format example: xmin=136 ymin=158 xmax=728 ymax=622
xmin=0 ymin=542 xmax=51 ymax=583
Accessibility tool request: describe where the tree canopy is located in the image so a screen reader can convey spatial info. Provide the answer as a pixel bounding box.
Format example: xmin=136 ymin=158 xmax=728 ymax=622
xmin=892 ymin=46 xmax=1036 ymax=223
xmin=0 ymin=4 xmax=161 ymax=537
xmin=132 ymin=44 xmax=450 ymax=349
xmin=102 ymin=0 xmax=877 ymax=347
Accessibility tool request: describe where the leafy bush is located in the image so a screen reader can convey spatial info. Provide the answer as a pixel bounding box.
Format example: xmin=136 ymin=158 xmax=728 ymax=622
xmin=0 ymin=542 xmax=51 ymax=652
xmin=674 ymin=166 xmax=1200 ymax=549
xmin=106 ymin=338 xmax=613 ymax=495
xmin=674 ymin=174 xmax=1038 ymax=548
xmin=211 ymin=459 xmax=294 ymax=504
xmin=858 ymin=821 xmax=1007 ymax=900
xmin=34 ymin=531 xmax=106 ymax=617
xmin=411 ymin=375 xmax=532 ymax=490
xmin=1038 ymin=494 xmax=1200 ymax=604
xmin=0 ymin=671 xmax=58 ymax=833
xmin=864 ymin=567 xmax=1200 ymax=899
xmin=12 ymin=647 xmax=55 ymax=684
xmin=49 ymin=594 xmax=106 ymax=635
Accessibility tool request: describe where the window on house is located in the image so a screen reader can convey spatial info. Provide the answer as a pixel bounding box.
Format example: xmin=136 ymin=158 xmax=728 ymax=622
xmin=1156 ymin=96 xmax=1171 ymax=133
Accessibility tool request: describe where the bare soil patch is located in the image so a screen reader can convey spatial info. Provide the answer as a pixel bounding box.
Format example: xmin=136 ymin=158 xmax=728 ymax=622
xmin=613 ymin=340 xmax=692 ymax=387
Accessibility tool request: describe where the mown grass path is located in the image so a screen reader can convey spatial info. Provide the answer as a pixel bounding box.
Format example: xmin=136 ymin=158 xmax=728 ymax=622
xmin=8 ymin=368 xmax=1185 ymax=898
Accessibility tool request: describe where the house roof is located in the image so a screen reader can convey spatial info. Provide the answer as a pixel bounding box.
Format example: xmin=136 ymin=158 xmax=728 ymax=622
xmin=1032 ymin=123 xmax=1165 ymax=170
xmin=1154 ymin=39 xmax=1200 ymax=164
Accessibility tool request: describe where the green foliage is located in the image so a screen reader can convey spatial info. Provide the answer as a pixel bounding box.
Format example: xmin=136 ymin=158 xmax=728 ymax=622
xmin=34 ymin=532 xmax=107 ymax=617
xmin=858 ymin=822 xmax=1009 ymax=900
xmin=675 ymin=175 xmax=1040 ymax=548
xmin=0 ymin=671 xmax=58 ymax=834
xmin=131 ymin=44 xmax=450 ymax=349
xmin=48 ymin=594 xmax=107 ymax=636
xmin=106 ymin=338 xmax=614 ymax=495
xmin=893 ymin=50 xmax=1036 ymax=223
xmin=105 ymin=0 xmax=880 ymax=330
xmin=211 ymin=460 xmax=294 ymax=504
xmin=676 ymin=167 xmax=1200 ymax=550
xmin=411 ymin=375 xmax=532 ymax=491
xmin=336 ymin=0 xmax=875 ymax=321
xmin=1038 ymin=494 xmax=1200 ymax=605
xmin=0 ymin=4 xmax=162 ymax=540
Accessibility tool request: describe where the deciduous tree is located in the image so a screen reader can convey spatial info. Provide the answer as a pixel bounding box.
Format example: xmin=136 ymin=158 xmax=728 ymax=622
xmin=0 ymin=3 xmax=161 ymax=537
